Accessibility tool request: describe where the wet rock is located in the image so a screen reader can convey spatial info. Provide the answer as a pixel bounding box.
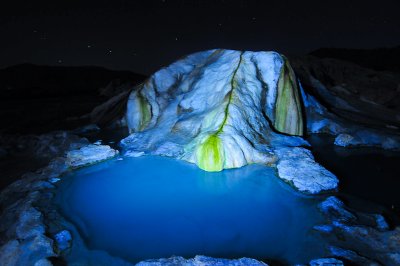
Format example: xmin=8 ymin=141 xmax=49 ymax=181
xmin=319 ymin=196 xmax=356 ymax=222
xmin=275 ymin=147 xmax=338 ymax=194
xmin=374 ymin=214 xmax=389 ymax=231
xmin=136 ymin=255 xmax=267 ymax=266
xmin=16 ymin=207 xmax=45 ymax=239
xmin=309 ymin=257 xmax=344 ymax=266
xmin=313 ymin=224 xmax=334 ymax=233
xmin=334 ymin=131 xmax=400 ymax=150
xmin=0 ymin=234 xmax=55 ymax=266
xmin=53 ymin=230 xmax=72 ymax=251
xmin=334 ymin=133 xmax=354 ymax=147
xmin=0 ymin=240 xmax=21 ymax=266
xmin=124 ymin=150 xmax=145 ymax=157
xmin=34 ymin=258 xmax=53 ymax=266
xmin=66 ymin=144 xmax=118 ymax=168
xmin=328 ymin=246 xmax=381 ymax=266
xmin=331 ymin=223 xmax=400 ymax=265
xmin=0 ymin=134 xmax=106 ymax=265
xmin=317 ymin=197 xmax=400 ymax=265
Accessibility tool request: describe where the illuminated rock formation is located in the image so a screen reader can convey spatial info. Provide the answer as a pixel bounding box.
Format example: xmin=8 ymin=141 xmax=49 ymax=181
xmin=121 ymin=49 xmax=337 ymax=193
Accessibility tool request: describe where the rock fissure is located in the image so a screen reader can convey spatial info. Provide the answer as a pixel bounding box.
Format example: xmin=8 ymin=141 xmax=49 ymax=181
xmin=217 ymin=51 xmax=244 ymax=134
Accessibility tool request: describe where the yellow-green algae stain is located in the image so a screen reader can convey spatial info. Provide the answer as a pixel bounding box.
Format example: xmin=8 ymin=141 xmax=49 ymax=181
xmin=137 ymin=92 xmax=151 ymax=131
xmin=195 ymin=52 xmax=244 ymax=172
xmin=274 ymin=57 xmax=304 ymax=136
xmin=196 ymin=134 xmax=224 ymax=171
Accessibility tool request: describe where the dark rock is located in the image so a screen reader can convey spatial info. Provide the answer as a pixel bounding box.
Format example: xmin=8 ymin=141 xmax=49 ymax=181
xmin=291 ymin=55 xmax=400 ymax=131
xmin=53 ymin=230 xmax=72 ymax=251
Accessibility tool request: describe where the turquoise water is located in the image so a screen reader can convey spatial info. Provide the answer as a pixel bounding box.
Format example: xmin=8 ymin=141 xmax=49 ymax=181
xmin=55 ymin=156 xmax=326 ymax=264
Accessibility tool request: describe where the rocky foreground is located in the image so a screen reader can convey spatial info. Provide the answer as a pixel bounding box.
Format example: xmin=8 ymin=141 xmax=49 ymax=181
xmin=0 ymin=130 xmax=398 ymax=265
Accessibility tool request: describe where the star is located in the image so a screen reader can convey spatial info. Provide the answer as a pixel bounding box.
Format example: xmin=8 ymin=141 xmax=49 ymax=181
xmin=175 ymin=37 xmax=178 ymax=41
xmin=87 ymin=45 xmax=92 ymax=48
xmin=58 ymin=59 xmax=63 ymax=63
xmin=108 ymin=50 xmax=112 ymax=53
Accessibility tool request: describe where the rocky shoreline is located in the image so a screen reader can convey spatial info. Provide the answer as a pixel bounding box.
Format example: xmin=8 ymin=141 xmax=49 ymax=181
xmin=0 ymin=128 xmax=398 ymax=265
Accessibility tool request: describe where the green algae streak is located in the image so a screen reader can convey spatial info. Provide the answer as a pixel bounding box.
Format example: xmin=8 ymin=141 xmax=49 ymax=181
xmin=195 ymin=52 xmax=244 ymax=171
xmin=274 ymin=57 xmax=304 ymax=136
xmin=196 ymin=134 xmax=224 ymax=171
xmin=137 ymin=92 xmax=151 ymax=131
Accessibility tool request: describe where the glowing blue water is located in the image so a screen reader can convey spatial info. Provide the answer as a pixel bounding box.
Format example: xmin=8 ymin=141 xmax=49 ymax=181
xmin=55 ymin=156 xmax=327 ymax=264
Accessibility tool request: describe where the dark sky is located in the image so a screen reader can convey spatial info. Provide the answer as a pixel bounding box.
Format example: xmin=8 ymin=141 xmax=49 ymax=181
xmin=1 ymin=0 xmax=399 ymax=74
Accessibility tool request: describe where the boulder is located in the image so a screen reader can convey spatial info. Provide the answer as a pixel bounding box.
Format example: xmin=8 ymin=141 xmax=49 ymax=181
xmin=53 ymin=230 xmax=72 ymax=251
xmin=275 ymin=147 xmax=338 ymax=194
xmin=66 ymin=144 xmax=118 ymax=168
xmin=121 ymin=49 xmax=305 ymax=172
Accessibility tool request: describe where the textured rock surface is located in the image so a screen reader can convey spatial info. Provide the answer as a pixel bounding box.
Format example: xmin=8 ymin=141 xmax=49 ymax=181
xmin=66 ymin=144 xmax=118 ymax=168
xmin=315 ymin=196 xmax=400 ymax=265
xmin=275 ymin=148 xmax=338 ymax=194
xmin=0 ymin=132 xmax=121 ymax=266
xmin=0 ymin=187 xmax=56 ymax=266
xmin=53 ymin=230 xmax=72 ymax=251
xmin=291 ymin=56 xmax=400 ymax=130
xmin=122 ymin=49 xmax=305 ymax=172
xmin=334 ymin=131 xmax=400 ymax=150
xmin=293 ymin=56 xmax=400 ymax=149
xmin=309 ymin=258 xmax=344 ymax=266
xmin=0 ymin=131 xmax=90 ymax=189
xmin=136 ymin=255 xmax=267 ymax=266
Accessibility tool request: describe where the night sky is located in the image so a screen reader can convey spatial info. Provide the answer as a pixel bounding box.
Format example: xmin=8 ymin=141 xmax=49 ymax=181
xmin=1 ymin=0 xmax=399 ymax=74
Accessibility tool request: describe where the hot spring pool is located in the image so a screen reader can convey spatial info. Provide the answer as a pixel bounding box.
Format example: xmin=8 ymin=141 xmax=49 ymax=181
xmin=54 ymin=156 xmax=327 ymax=265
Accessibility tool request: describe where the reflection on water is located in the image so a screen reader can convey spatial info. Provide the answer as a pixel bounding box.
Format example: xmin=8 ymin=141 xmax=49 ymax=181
xmin=55 ymin=156 xmax=326 ymax=265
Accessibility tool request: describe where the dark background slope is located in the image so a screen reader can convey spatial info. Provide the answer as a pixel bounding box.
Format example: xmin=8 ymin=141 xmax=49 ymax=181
xmin=309 ymin=46 xmax=400 ymax=73
xmin=0 ymin=64 xmax=145 ymax=134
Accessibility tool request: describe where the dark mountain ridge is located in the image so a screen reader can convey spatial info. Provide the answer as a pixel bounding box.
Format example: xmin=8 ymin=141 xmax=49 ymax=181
xmin=309 ymin=45 xmax=400 ymax=73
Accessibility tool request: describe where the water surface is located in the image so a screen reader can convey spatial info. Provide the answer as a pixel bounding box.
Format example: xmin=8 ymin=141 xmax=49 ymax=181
xmin=55 ymin=156 xmax=326 ymax=264
xmin=308 ymin=134 xmax=400 ymax=213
